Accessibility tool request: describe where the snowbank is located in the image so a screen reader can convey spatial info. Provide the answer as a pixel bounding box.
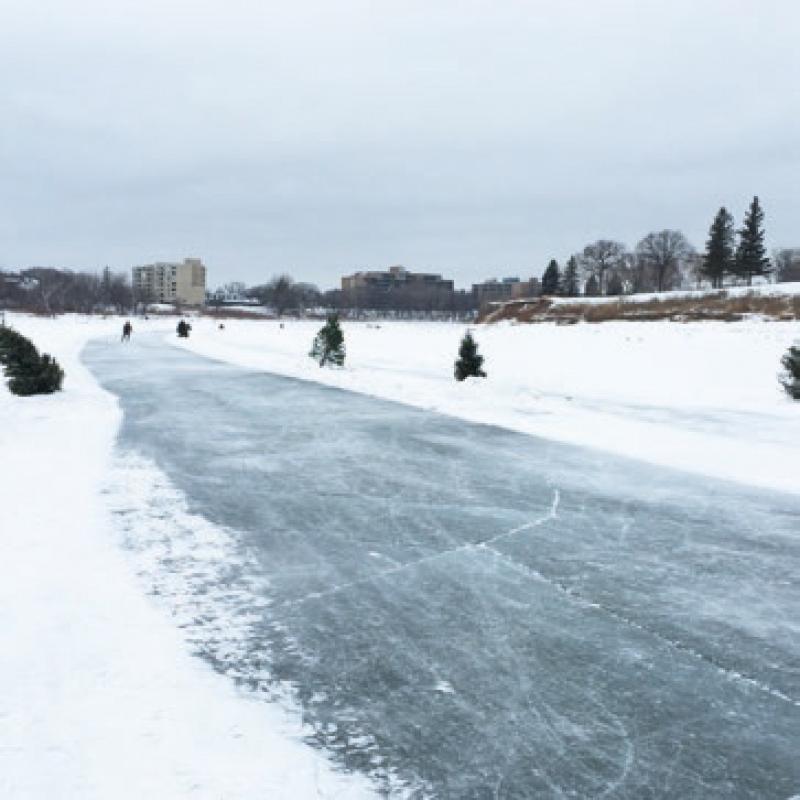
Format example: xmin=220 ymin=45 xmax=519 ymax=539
xmin=175 ymin=316 xmax=800 ymax=495
xmin=0 ymin=314 xmax=375 ymax=799
xmin=544 ymin=281 xmax=800 ymax=306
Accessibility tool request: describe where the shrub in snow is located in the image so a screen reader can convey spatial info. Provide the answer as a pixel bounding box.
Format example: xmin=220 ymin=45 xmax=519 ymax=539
xmin=780 ymin=345 xmax=800 ymax=400
xmin=454 ymin=331 xmax=486 ymax=381
xmin=0 ymin=326 xmax=64 ymax=395
xmin=310 ymin=314 xmax=345 ymax=367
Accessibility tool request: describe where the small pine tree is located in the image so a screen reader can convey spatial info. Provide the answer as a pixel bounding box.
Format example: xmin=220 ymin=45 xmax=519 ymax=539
xmin=702 ymin=207 xmax=735 ymax=288
xmin=310 ymin=314 xmax=345 ymax=367
xmin=780 ymin=345 xmax=800 ymax=400
xmin=541 ymin=259 xmax=561 ymax=295
xmin=561 ymin=256 xmax=580 ymax=297
xmin=454 ymin=331 xmax=486 ymax=381
xmin=734 ymin=196 xmax=771 ymax=285
xmin=0 ymin=326 xmax=64 ymax=395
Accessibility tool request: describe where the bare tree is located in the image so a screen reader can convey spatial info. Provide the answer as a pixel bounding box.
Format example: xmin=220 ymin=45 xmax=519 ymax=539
xmin=249 ymin=274 xmax=295 ymax=316
xmin=26 ymin=268 xmax=71 ymax=314
xmin=579 ymin=240 xmax=628 ymax=295
xmin=686 ymin=252 xmax=705 ymax=290
xmin=635 ymin=230 xmax=694 ymax=293
xmin=249 ymin=275 xmax=321 ymax=316
xmin=774 ymin=249 xmax=800 ymax=283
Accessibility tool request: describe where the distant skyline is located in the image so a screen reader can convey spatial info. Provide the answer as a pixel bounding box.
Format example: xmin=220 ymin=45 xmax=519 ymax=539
xmin=1 ymin=0 xmax=798 ymax=290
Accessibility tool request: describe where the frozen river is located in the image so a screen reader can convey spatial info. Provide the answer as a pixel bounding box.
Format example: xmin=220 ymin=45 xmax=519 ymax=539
xmin=84 ymin=334 xmax=800 ymax=799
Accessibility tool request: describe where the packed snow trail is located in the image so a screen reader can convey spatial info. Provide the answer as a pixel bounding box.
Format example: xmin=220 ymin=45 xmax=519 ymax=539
xmin=84 ymin=334 xmax=800 ymax=799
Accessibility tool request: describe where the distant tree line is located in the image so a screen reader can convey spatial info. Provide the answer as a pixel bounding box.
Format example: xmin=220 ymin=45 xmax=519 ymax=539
xmin=3 ymin=195 xmax=795 ymax=318
xmin=246 ymin=273 xmax=477 ymax=317
xmin=537 ymin=196 xmax=787 ymax=299
xmin=248 ymin=274 xmax=325 ymax=316
xmin=0 ymin=266 xmax=137 ymax=314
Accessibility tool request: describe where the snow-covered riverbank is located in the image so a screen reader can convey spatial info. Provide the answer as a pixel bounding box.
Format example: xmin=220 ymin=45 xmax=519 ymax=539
xmin=177 ymin=315 xmax=800 ymax=495
xmin=2 ymin=311 xmax=798 ymax=798
xmin=0 ymin=314 xmax=376 ymax=800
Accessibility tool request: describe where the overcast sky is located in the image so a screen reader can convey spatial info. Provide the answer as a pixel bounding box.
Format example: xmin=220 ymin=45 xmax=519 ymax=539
xmin=1 ymin=1 xmax=798 ymax=289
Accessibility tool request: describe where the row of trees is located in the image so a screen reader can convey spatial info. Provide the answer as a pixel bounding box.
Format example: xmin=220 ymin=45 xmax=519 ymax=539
xmin=1 ymin=195 xmax=792 ymax=316
xmin=538 ymin=196 xmax=779 ymax=298
xmin=247 ymin=275 xmax=323 ymax=316
xmin=702 ymin=198 xmax=770 ymax=288
xmin=0 ymin=267 xmax=138 ymax=314
xmin=539 ymin=230 xmax=697 ymax=298
xmin=246 ymin=274 xmax=477 ymax=316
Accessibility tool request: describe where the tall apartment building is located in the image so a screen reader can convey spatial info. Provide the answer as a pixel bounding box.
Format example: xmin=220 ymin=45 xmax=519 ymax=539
xmin=132 ymin=258 xmax=207 ymax=305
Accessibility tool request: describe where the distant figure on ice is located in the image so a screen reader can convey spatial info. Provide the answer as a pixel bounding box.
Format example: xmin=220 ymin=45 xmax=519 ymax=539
xmin=176 ymin=319 xmax=191 ymax=338
xmin=121 ymin=320 xmax=132 ymax=342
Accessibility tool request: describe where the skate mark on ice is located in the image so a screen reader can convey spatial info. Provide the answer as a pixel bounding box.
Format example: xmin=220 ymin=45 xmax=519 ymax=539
xmin=279 ymin=489 xmax=561 ymax=610
xmin=480 ymin=545 xmax=800 ymax=710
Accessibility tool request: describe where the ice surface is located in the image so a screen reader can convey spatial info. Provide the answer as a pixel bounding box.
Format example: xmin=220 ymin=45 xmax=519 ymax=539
xmin=84 ymin=334 xmax=800 ymax=799
xmin=174 ymin=313 xmax=800 ymax=495
xmin=1 ymin=316 xmax=377 ymax=800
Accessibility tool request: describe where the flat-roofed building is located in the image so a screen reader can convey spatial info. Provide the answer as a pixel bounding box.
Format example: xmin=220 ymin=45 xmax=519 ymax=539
xmin=341 ymin=265 xmax=458 ymax=310
xmin=342 ymin=265 xmax=454 ymax=294
xmin=472 ymin=277 xmax=520 ymax=307
xmin=132 ymin=258 xmax=206 ymax=305
xmin=511 ymin=277 xmax=542 ymax=299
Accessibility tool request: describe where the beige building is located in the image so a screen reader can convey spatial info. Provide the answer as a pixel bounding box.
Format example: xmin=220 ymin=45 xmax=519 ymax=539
xmin=511 ymin=277 xmax=542 ymax=299
xmin=472 ymin=277 xmax=520 ymax=307
xmin=132 ymin=258 xmax=207 ymax=305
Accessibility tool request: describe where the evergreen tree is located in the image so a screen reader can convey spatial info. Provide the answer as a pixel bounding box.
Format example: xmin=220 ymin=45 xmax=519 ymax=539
xmin=584 ymin=275 xmax=600 ymax=296
xmin=561 ymin=256 xmax=580 ymax=297
xmin=454 ymin=331 xmax=486 ymax=381
xmin=702 ymin=207 xmax=735 ymax=288
xmin=541 ymin=259 xmax=561 ymax=295
xmin=780 ymin=345 xmax=800 ymax=400
xmin=734 ymin=196 xmax=771 ymax=285
xmin=310 ymin=314 xmax=345 ymax=366
xmin=0 ymin=326 xmax=64 ymax=395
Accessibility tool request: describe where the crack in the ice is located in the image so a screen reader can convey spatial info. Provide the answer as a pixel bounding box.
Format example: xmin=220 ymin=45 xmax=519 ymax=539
xmin=280 ymin=481 xmax=797 ymax=711
xmin=280 ymin=489 xmax=561 ymax=610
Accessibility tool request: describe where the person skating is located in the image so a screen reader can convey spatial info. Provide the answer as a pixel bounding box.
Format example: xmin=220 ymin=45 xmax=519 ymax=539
xmin=121 ymin=320 xmax=132 ymax=342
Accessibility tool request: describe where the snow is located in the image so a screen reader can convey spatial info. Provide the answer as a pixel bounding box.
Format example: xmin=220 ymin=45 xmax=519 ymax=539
xmin=542 ymin=280 xmax=800 ymax=306
xmin=2 ymin=309 xmax=799 ymax=798
xmin=0 ymin=314 xmax=376 ymax=800
xmin=175 ymin=315 xmax=800 ymax=496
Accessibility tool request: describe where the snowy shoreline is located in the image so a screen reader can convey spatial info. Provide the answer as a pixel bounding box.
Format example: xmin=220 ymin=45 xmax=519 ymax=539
xmin=175 ymin=315 xmax=800 ymax=496
xmin=0 ymin=314 xmax=376 ymax=800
